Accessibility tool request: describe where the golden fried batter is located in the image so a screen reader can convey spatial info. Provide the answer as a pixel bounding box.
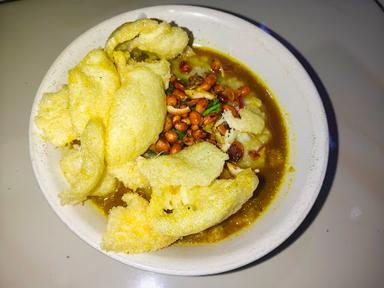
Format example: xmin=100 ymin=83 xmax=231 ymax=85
xmin=68 ymin=49 xmax=120 ymax=135
xmin=149 ymin=169 xmax=258 ymax=237
xmin=106 ymin=67 xmax=166 ymax=166
xmin=35 ymin=86 xmax=77 ymax=146
xmin=59 ymin=119 xmax=105 ymax=204
xmin=138 ymin=142 xmax=228 ymax=188
xmin=101 ymin=193 xmax=178 ymax=253
xmin=105 ymin=19 xmax=188 ymax=60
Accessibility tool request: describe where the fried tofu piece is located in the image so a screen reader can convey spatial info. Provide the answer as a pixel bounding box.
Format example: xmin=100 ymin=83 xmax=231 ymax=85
xmin=59 ymin=119 xmax=105 ymax=204
xmin=222 ymin=107 xmax=265 ymax=135
xmin=101 ymin=193 xmax=178 ymax=253
xmin=236 ymin=130 xmax=271 ymax=169
xmin=105 ymin=19 xmax=188 ymax=60
xmin=35 ymin=86 xmax=77 ymax=147
xmin=68 ymin=49 xmax=120 ymax=135
xmin=106 ymin=67 xmax=166 ymax=166
xmin=149 ymin=169 xmax=258 ymax=237
xmin=109 ymin=160 xmax=149 ymax=191
xmin=138 ymin=142 xmax=228 ymax=188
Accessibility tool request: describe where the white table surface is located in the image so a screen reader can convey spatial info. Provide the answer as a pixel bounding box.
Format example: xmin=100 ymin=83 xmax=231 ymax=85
xmin=1 ymin=0 xmax=383 ymax=287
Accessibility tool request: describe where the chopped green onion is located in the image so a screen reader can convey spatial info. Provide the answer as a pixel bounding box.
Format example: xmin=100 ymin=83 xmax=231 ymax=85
xmin=174 ymin=129 xmax=187 ymax=140
xmin=202 ymin=99 xmax=221 ymax=116
xmin=208 ymin=99 xmax=220 ymax=109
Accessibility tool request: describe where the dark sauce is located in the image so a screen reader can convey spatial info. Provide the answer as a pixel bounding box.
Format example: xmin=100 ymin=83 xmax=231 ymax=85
xmin=178 ymin=47 xmax=288 ymax=244
xmin=91 ymin=183 xmax=127 ymax=215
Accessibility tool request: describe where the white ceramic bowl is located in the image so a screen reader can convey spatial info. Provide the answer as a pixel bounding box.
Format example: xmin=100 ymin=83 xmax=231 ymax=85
xmin=29 ymin=5 xmax=328 ymax=275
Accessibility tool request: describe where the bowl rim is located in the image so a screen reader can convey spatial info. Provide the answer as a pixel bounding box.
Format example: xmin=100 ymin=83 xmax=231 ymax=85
xmin=29 ymin=5 xmax=329 ymax=275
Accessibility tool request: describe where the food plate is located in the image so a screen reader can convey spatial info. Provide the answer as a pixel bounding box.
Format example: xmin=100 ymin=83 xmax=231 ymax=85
xmin=29 ymin=5 xmax=328 ymax=275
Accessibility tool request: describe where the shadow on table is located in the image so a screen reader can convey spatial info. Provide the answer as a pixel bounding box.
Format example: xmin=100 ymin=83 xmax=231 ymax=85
xmin=191 ymin=5 xmax=339 ymax=275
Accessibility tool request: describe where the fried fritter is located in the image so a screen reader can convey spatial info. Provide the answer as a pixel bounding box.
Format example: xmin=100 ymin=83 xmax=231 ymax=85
xmin=105 ymin=19 xmax=188 ymax=60
xmin=59 ymin=119 xmax=105 ymax=204
xmin=112 ymin=50 xmax=171 ymax=89
xmin=138 ymin=142 xmax=228 ymax=188
xmin=106 ymin=67 xmax=166 ymax=166
xmin=101 ymin=193 xmax=178 ymax=253
xmin=68 ymin=49 xmax=120 ymax=135
xmin=60 ymin=145 xmax=117 ymax=197
xmin=35 ymin=86 xmax=77 ymax=146
xmin=149 ymin=169 xmax=259 ymax=237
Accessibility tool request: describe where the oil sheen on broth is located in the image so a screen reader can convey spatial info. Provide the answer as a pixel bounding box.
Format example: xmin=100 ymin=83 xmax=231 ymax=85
xmin=91 ymin=47 xmax=288 ymax=245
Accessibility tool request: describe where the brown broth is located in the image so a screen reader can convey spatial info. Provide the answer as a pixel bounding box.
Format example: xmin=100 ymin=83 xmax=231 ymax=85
xmin=90 ymin=46 xmax=288 ymax=245
xmin=178 ymin=47 xmax=288 ymax=244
